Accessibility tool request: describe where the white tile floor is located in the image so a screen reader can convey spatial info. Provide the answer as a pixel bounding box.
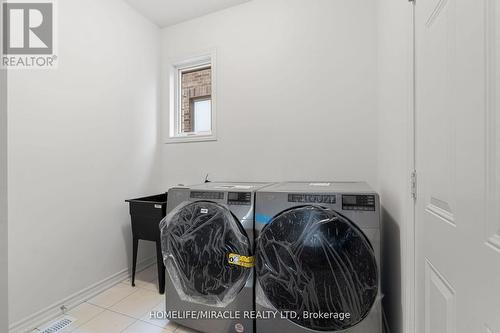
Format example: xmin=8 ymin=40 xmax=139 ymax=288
xmin=34 ymin=264 xmax=197 ymax=333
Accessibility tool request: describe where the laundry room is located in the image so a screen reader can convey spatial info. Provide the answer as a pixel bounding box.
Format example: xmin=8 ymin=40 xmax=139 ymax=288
xmin=1 ymin=0 xmax=499 ymax=333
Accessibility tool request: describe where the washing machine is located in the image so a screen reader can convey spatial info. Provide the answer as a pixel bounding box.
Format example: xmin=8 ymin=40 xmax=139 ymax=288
xmin=160 ymin=182 xmax=273 ymax=333
xmin=254 ymin=182 xmax=382 ymax=333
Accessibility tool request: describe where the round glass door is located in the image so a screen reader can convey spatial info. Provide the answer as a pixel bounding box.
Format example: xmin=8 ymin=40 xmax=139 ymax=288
xmin=256 ymin=205 xmax=378 ymax=331
xmin=161 ymin=201 xmax=251 ymax=307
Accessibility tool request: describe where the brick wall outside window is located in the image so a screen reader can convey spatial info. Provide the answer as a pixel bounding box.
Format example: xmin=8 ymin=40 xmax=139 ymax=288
xmin=181 ymin=67 xmax=212 ymax=132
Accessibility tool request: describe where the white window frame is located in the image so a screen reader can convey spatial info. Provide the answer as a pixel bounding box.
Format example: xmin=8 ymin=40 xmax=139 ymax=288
xmin=166 ymin=52 xmax=217 ymax=143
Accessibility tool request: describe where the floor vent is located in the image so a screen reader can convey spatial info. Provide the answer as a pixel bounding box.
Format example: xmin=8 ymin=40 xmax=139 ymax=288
xmin=39 ymin=316 xmax=75 ymax=333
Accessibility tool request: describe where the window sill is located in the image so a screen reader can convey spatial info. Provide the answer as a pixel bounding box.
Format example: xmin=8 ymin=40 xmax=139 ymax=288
xmin=164 ymin=134 xmax=217 ymax=144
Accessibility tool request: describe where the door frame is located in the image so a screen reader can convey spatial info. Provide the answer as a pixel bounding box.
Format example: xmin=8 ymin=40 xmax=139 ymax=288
xmin=404 ymin=2 xmax=416 ymax=333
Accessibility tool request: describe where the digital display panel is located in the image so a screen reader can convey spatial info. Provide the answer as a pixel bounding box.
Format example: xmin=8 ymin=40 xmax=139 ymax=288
xmin=228 ymin=192 xmax=239 ymax=201
xmin=227 ymin=192 xmax=251 ymax=205
xmin=342 ymin=195 xmax=376 ymax=211
xmin=343 ymin=195 xmax=357 ymax=205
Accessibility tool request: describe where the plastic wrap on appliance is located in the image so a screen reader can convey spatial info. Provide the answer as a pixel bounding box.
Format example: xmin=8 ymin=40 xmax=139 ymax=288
xmin=255 ymin=205 xmax=380 ymax=331
xmin=160 ymin=200 xmax=252 ymax=307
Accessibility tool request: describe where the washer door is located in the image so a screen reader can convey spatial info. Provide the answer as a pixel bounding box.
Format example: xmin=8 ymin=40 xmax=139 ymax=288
xmin=256 ymin=205 xmax=378 ymax=331
xmin=161 ymin=201 xmax=252 ymax=307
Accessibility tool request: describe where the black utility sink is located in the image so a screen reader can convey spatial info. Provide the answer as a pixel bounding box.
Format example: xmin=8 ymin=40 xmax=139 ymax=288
xmin=126 ymin=193 xmax=168 ymax=294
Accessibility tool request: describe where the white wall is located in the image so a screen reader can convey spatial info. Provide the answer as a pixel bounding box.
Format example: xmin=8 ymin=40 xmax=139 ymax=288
xmin=377 ymin=0 xmax=412 ymax=332
xmin=160 ymin=0 xmax=379 ymax=188
xmin=7 ymin=0 xmax=161 ymax=326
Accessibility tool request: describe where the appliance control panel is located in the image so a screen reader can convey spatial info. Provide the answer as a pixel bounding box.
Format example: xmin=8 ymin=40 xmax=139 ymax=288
xmin=190 ymin=191 xmax=224 ymax=200
xmin=227 ymin=192 xmax=251 ymax=206
xmin=288 ymin=193 xmax=337 ymax=204
xmin=342 ymin=195 xmax=376 ymax=211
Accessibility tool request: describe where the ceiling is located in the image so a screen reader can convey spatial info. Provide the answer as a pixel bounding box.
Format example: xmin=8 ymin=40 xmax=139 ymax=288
xmin=125 ymin=0 xmax=251 ymax=27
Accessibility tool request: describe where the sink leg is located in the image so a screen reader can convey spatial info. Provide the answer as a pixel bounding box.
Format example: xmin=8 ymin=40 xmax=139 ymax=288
xmin=131 ymin=237 xmax=138 ymax=287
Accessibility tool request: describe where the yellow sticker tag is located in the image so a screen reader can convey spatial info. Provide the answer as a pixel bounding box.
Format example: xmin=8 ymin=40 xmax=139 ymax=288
xmin=228 ymin=253 xmax=255 ymax=268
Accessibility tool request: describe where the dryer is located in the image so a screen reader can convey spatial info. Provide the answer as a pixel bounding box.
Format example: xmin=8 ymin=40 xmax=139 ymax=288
xmin=254 ymin=182 xmax=382 ymax=333
xmin=160 ymin=182 xmax=273 ymax=333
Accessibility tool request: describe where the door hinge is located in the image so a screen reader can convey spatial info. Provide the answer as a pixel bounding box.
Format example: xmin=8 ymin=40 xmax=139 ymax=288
xmin=411 ymin=170 xmax=417 ymax=200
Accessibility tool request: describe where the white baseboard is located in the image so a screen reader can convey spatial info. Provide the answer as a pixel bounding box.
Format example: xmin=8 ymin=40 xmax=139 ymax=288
xmin=9 ymin=256 xmax=156 ymax=333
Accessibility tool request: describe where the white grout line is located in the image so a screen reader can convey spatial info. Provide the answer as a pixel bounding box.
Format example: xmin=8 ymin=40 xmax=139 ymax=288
xmin=117 ymin=314 xmax=138 ymax=333
xmin=86 ymin=287 xmax=141 ymax=309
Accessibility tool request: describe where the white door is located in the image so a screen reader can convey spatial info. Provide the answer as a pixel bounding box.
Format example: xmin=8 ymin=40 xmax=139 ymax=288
xmin=415 ymin=0 xmax=500 ymax=332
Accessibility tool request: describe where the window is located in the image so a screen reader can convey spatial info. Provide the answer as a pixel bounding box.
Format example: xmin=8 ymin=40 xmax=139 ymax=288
xmin=167 ymin=54 xmax=216 ymax=143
